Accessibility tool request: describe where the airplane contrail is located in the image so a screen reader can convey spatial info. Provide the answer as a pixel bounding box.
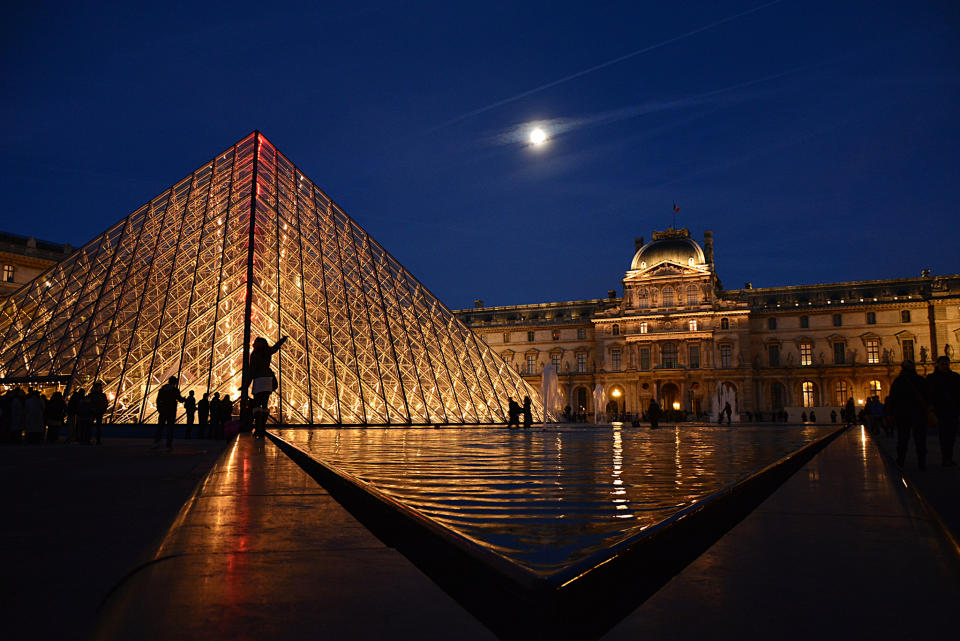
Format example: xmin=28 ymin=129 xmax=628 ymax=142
xmin=426 ymin=0 xmax=784 ymax=133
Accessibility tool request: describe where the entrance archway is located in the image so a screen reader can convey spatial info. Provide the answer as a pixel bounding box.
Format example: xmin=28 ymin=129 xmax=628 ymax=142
xmin=660 ymin=382 xmax=681 ymax=412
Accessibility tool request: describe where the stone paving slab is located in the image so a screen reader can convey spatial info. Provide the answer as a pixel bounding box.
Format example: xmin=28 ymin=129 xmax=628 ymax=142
xmin=599 ymin=426 xmax=960 ymax=640
xmin=92 ymin=436 xmax=499 ymax=641
xmin=0 ymin=438 xmax=227 ymax=641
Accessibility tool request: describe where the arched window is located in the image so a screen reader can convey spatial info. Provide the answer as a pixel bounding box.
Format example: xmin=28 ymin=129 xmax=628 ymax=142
xmin=686 ymin=285 xmax=700 ymax=305
xmin=869 ymin=380 xmax=882 ymax=397
xmin=662 ymin=287 xmax=675 ymax=307
xmin=802 ymin=381 xmax=816 ymax=408
xmin=720 ymin=317 xmax=730 ymax=330
xmin=637 ymin=288 xmax=650 ymax=308
xmin=834 ymin=381 xmax=848 ymax=406
xmin=640 ymin=321 xmax=648 ymax=334
xmin=612 ymin=324 xmax=620 ymax=336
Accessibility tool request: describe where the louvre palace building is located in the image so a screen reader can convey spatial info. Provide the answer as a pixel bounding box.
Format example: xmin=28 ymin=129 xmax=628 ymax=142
xmin=454 ymin=228 xmax=960 ymax=422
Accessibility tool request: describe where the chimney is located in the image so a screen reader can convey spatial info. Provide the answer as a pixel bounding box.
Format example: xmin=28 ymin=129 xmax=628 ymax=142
xmin=473 ymin=298 xmax=484 ymax=308
xmin=607 ymin=289 xmax=617 ymax=299
xmin=634 ymin=237 xmax=644 ymax=251
xmin=703 ymin=230 xmax=714 ymax=265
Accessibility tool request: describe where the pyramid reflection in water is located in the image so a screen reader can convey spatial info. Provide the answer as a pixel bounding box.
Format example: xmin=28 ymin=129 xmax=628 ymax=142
xmin=0 ymin=132 xmax=540 ymax=424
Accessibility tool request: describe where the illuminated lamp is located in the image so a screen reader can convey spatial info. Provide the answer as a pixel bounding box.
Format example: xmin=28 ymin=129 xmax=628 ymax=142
xmin=672 ymin=401 xmax=681 ymax=411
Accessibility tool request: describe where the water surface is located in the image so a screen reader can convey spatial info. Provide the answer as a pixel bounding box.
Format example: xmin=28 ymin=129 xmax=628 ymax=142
xmin=275 ymin=425 xmax=834 ymax=574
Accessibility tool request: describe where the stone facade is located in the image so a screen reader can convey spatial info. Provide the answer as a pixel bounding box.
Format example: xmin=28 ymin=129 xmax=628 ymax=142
xmin=0 ymin=232 xmax=73 ymax=299
xmin=455 ymin=228 xmax=960 ymax=421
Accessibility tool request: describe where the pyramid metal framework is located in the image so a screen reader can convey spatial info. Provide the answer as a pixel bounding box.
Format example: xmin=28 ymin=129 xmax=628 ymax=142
xmin=0 ymin=132 xmax=542 ymax=424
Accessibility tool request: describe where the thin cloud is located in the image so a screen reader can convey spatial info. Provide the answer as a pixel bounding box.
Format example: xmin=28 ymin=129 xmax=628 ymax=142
xmin=426 ymin=0 xmax=784 ymax=134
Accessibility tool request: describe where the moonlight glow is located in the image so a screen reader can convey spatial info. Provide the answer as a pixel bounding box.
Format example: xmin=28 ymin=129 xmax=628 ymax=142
xmin=529 ymin=127 xmax=548 ymax=146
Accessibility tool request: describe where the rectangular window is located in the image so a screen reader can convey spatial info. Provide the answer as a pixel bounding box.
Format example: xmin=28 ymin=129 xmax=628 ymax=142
xmin=688 ymin=319 xmax=698 ymax=331
xmin=576 ymin=353 xmax=586 ymax=373
xmin=2 ymin=265 xmax=13 ymax=282
xmin=901 ymin=310 xmax=911 ymax=323
xmin=902 ymin=339 xmax=914 ymax=362
xmin=640 ymin=322 xmax=648 ymax=334
xmin=527 ymin=331 xmax=535 ymax=342
xmin=577 ymin=328 xmax=586 ymax=340
xmin=688 ymin=345 xmax=700 ymax=369
xmin=800 ymin=315 xmax=809 ymax=329
xmin=639 ymin=347 xmax=651 ymax=370
xmin=552 ymin=329 xmax=560 ymax=341
xmin=800 ymin=342 xmax=813 ymax=366
xmin=526 ymin=354 xmax=536 ymax=375
xmin=611 ymin=349 xmax=621 ymax=371
xmin=767 ymin=317 xmax=777 ymax=330
xmin=768 ymin=344 xmax=780 ymax=367
xmin=720 ymin=344 xmax=732 ymax=368
xmin=832 ymin=313 xmax=842 ymax=327
xmin=503 ymin=332 xmax=510 ymax=343
xmin=866 ymin=312 xmax=876 ymax=325
xmin=661 ymin=344 xmax=678 ymax=368
xmin=551 ymin=353 xmax=561 ymax=370
xmin=833 ymin=342 xmax=845 ymax=364
xmin=866 ymin=339 xmax=880 ymax=364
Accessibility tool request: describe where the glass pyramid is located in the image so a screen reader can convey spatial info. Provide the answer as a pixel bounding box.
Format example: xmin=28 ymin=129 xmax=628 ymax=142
xmin=0 ymin=132 xmax=541 ymax=425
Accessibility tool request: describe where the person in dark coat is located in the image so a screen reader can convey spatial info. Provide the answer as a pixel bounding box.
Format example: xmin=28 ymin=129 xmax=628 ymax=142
xmin=45 ymin=391 xmax=67 ymax=443
xmin=888 ymin=360 xmax=930 ymax=470
xmin=183 ymin=390 xmax=196 ymax=439
xmin=242 ymin=336 xmax=288 ymax=439
xmin=648 ymin=399 xmax=662 ymax=429
xmin=723 ymin=402 xmax=733 ymax=425
xmin=197 ymin=392 xmax=209 ymax=439
xmin=506 ymin=398 xmax=520 ymax=428
xmin=154 ymin=377 xmax=185 ymax=450
xmin=521 ymin=396 xmax=532 ymax=429
xmin=219 ymin=395 xmax=233 ymax=439
xmin=844 ymin=398 xmax=856 ymax=426
xmin=209 ymin=392 xmax=221 ymax=440
xmin=85 ymin=381 xmax=108 ymax=445
xmin=927 ymin=356 xmax=960 ymax=467
xmin=65 ymin=388 xmax=85 ymax=444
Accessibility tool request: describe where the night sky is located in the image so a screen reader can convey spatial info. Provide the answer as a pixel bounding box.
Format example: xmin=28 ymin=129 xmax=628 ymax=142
xmin=2 ymin=1 xmax=958 ymax=309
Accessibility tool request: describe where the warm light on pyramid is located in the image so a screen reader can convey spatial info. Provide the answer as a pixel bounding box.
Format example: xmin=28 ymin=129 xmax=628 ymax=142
xmin=0 ymin=132 xmax=542 ymax=425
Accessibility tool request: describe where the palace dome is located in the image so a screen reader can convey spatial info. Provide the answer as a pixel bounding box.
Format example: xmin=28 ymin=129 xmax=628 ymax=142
xmin=631 ymin=235 xmax=705 ymax=270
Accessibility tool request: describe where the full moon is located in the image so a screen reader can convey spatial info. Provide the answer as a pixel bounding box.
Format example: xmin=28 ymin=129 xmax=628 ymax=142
xmin=529 ymin=127 xmax=548 ymax=146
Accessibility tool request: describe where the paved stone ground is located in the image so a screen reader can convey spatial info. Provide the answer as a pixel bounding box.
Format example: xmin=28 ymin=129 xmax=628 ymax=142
xmin=871 ymin=427 xmax=960 ymax=538
xmin=0 ymin=436 xmax=227 ymax=641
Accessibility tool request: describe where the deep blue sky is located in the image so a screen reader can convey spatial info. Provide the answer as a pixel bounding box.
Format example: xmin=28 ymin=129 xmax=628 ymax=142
xmin=2 ymin=1 xmax=958 ymax=308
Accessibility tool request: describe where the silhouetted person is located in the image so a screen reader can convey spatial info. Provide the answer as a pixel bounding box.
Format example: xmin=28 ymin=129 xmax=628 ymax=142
xmin=45 ymin=391 xmax=66 ymax=443
xmin=154 ymin=376 xmax=185 ymax=450
xmin=521 ymin=396 xmax=532 ymax=429
xmin=844 ymin=398 xmax=856 ymax=426
xmin=219 ymin=395 xmax=233 ymax=439
xmin=801 ymin=411 xmax=808 ymax=423
xmin=84 ymin=381 xmax=108 ymax=445
xmin=723 ymin=402 xmax=732 ymax=425
xmin=65 ymin=388 xmax=85 ymax=444
xmin=184 ymin=390 xmax=196 ymax=439
xmin=24 ymin=389 xmax=46 ymax=444
xmin=242 ymin=336 xmax=288 ymax=439
xmin=506 ymin=397 xmax=520 ymax=428
xmin=927 ymin=356 xmax=960 ymax=467
xmin=888 ymin=360 xmax=929 ymax=470
xmin=810 ymin=410 xmax=817 ymax=423
xmin=830 ymin=409 xmax=837 ymax=423
xmin=648 ymin=399 xmax=661 ymax=429
xmin=210 ymin=392 xmax=222 ymax=439
xmin=197 ymin=392 xmax=209 ymax=438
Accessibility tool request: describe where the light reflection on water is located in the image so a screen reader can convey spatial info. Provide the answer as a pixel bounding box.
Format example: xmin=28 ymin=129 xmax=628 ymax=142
xmin=278 ymin=425 xmax=832 ymax=575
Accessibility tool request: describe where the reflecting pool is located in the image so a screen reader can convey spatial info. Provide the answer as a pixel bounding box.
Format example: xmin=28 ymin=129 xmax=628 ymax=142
xmin=273 ymin=425 xmax=835 ymax=575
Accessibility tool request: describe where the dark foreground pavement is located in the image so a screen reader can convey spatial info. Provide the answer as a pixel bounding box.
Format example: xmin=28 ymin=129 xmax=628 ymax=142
xmin=92 ymin=428 xmax=960 ymax=641
xmin=0 ymin=438 xmax=227 ymax=641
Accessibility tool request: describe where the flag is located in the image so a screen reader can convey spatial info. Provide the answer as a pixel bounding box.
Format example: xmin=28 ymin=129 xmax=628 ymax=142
xmin=673 ymin=203 xmax=680 ymax=213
